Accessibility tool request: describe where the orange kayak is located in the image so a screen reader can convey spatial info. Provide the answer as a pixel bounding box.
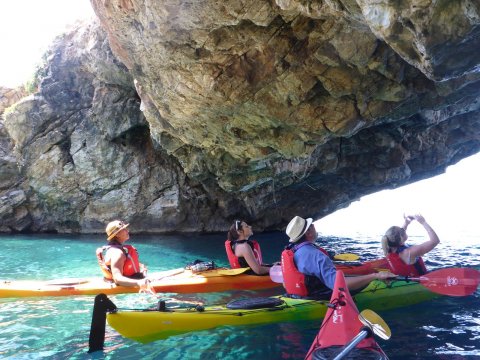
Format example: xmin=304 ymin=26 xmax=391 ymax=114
xmin=0 ymin=267 xmax=277 ymax=298
xmin=0 ymin=258 xmax=389 ymax=298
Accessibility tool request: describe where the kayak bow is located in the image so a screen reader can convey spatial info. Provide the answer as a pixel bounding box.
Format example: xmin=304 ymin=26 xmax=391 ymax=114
xmin=305 ymin=271 xmax=388 ymax=360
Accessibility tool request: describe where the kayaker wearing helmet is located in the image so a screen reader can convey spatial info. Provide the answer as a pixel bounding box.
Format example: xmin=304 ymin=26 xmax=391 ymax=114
xmin=281 ymin=216 xmax=395 ymax=299
xmin=381 ymin=214 xmax=440 ymax=276
xmin=225 ymin=220 xmax=272 ymax=275
xmin=96 ymin=220 xmax=155 ymax=293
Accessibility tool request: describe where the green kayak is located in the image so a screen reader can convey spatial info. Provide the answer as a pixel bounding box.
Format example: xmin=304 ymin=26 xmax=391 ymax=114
xmin=106 ymin=279 xmax=439 ymax=343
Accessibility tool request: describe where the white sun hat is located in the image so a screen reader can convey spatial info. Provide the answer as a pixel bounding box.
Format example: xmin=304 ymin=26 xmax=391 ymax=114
xmin=286 ymin=216 xmax=313 ymax=243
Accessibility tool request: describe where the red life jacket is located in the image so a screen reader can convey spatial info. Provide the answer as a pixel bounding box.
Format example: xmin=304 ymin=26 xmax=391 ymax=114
xmin=281 ymin=247 xmax=309 ymax=296
xmin=225 ymin=239 xmax=263 ymax=268
xmin=96 ymin=244 xmax=142 ymax=279
xmin=281 ymin=242 xmax=332 ymax=298
xmin=386 ymin=246 xmax=427 ymax=276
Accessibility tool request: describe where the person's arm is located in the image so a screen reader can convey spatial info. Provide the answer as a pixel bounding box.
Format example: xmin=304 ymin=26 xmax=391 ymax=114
xmin=108 ymin=248 xmax=147 ymax=287
xmin=400 ymin=214 xmax=440 ymax=264
xmin=235 ymin=243 xmax=271 ymax=275
xmin=402 ymin=214 xmax=413 ymax=230
xmin=295 ymin=246 xmax=336 ymax=288
xmin=140 ymin=263 xmax=148 ymax=277
xmin=345 ymin=271 xmax=395 ymax=291
xmin=298 ymin=247 xmax=395 ymax=292
xmin=301 ymin=246 xmax=396 ymax=291
xmin=313 ymin=251 xmax=336 ymax=288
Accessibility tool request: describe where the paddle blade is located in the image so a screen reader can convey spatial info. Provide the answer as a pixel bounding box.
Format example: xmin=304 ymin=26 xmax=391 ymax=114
xmin=334 ymin=253 xmax=360 ymax=261
xmin=359 ymin=309 xmax=391 ymax=340
xmin=269 ymin=264 xmax=283 ymax=283
xmin=417 ymin=268 xmax=480 ymax=296
xmin=216 ymin=268 xmax=250 ymax=276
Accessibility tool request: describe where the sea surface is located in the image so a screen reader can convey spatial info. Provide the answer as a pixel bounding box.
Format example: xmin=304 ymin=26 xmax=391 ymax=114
xmin=0 ymin=229 xmax=479 ymax=360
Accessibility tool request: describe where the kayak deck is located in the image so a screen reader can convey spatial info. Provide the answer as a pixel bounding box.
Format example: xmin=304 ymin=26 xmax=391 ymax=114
xmin=0 ymin=268 xmax=278 ymax=298
xmin=106 ymin=279 xmax=439 ymax=343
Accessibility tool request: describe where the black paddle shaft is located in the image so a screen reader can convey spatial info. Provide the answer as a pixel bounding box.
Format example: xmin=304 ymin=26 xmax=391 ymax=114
xmin=88 ymin=293 xmax=117 ymax=353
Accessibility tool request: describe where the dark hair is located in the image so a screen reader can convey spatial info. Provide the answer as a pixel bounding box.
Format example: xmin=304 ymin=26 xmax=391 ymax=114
xmin=227 ymin=220 xmax=243 ymax=241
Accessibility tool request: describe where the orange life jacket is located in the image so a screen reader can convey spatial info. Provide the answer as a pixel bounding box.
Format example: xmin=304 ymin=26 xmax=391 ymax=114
xmin=387 ymin=246 xmax=427 ymax=276
xmin=96 ymin=244 xmax=142 ymax=279
xmin=225 ymin=239 xmax=263 ymax=268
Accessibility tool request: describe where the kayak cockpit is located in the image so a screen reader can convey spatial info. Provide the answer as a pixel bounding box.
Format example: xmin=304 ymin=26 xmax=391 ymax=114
xmin=311 ymin=346 xmax=388 ymax=360
xmin=226 ymin=297 xmax=284 ymax=310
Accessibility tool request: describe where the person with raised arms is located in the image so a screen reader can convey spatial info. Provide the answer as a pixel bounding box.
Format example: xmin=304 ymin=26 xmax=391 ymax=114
xmin=381 ymin=214 xmax=440 ymax=276
xmin=225 ymin=220 xmax=273 ymax=275
xmin=96 ymin=220 xmax=155 ymax=294
xmin=281 ymin=216 xmax=395 ymax=299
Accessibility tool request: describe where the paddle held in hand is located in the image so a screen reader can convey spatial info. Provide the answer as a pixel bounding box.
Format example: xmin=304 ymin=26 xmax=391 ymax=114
xmin=398 ymin=267 xmax=480 ymax=297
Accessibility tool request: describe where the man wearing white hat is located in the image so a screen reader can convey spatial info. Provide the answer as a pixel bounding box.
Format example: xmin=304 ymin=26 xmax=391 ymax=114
xmin=281 ymin=216 xmax=394 ymax=299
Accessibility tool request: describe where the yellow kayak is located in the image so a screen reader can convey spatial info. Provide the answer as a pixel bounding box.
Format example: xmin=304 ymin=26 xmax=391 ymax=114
xmin=0 ymin=267 xmax=279 ymax=298
xmin=105 ymin=279 xmax=439 ymax=343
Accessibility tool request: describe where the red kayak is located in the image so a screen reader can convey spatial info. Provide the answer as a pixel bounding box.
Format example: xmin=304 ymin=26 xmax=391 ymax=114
xmin=305 ymin=271 xmax=388 ymax=360
xmin=336 ymin=258 xmax=389 ymax=275
xmin=269 ymin=258 xmax=389 ymax=283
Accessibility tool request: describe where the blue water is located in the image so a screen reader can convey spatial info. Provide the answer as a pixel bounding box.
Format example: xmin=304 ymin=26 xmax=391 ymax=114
xmin=0 ymin=230 xmax=479 ymax=359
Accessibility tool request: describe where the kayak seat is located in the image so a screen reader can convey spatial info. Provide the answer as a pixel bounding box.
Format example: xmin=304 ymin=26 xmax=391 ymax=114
xmin=226 ymin=297 xmax=284 ymax=310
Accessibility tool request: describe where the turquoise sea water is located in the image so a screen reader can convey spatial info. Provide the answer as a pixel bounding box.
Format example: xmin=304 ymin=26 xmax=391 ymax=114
xmin=0 ymin=230 xmax=479 ymax=360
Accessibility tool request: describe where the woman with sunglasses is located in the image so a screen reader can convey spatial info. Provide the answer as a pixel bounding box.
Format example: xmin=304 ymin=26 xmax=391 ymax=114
xmin=225 ymin=220 xmax=272 ymax=275
xmin=96 ymin=220 xmax=155 ymax=294
xmin=381 ymin=214 xmax=440 ymax=276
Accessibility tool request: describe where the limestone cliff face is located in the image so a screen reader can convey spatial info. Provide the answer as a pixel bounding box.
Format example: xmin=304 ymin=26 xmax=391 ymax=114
xmin=2 ymin=21 xmax=222 ymax=233
xmin=1 ymin=1 xmax=479 ymax=233
xmin=0 ymin=86 xmax=29 ymax=232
